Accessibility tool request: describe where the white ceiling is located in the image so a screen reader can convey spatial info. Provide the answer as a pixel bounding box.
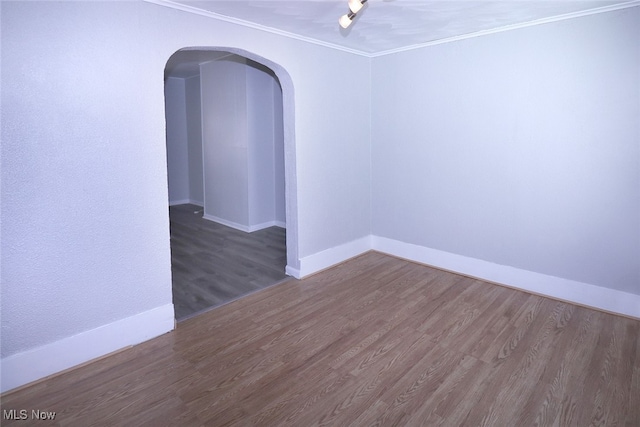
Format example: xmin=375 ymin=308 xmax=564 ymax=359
xmin=153 ymin=0 xmax=638 ymax=57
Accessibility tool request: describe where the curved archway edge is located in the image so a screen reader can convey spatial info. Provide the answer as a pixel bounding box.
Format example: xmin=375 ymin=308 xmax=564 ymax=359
xmin=166 ymin=46 xmax=300 ymax=276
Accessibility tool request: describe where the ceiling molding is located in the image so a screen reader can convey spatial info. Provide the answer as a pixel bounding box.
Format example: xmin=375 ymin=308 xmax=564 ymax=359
xmin=368 ymin=1 xmax=640 ymax=58
xmin=146 ymin=0 xmax=640 ymax=58
xmin=144 ymin=0 xmax=371 ymax=57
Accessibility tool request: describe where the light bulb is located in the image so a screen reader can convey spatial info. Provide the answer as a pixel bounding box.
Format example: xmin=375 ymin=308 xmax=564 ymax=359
xmin=339 ymin=13 xmax=354 ymax=29
xmin=348 ymin=0 xmax=364 ymax=13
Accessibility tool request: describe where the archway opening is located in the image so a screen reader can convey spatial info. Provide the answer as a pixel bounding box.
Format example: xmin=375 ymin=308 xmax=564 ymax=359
xmin=164 ymin=47 xmax=298 ymax=320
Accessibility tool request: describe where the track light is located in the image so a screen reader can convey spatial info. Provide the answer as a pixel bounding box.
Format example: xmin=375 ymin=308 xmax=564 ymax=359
xmin=339 ymin=11 xmax=356 ymax=29
xmin=348 ymin=0 xmax=365 ymax=14
xmin=339 ymin=0 xmax=367 ymax=29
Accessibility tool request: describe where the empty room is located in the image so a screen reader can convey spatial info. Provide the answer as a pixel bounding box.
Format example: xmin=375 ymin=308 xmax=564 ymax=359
xmin=1 ymin=0 xmax=638 ymax=425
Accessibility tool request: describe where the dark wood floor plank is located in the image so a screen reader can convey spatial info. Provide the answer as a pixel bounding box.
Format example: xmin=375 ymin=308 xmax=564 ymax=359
xmin=403 ymin=353 xmax=485 ymax=425
xmin=463 ymin=289 xmax=532 ymax=360
xmin=470 ymin=302 xmax=577 ymax=426
xmin=169 ymin=203 xmax=287 ymax=320
xmin=581 ymin=314 xmax=639 ymax=427
xmin=513 ymin=304 xmax=588 ymax=426
xmin=2 ymin=252 xmax=638 ymax=427
xmin=626 ymin=329 xmax=640 ymax=427
xmin=360 ymin=344 xmax=465 ymax=426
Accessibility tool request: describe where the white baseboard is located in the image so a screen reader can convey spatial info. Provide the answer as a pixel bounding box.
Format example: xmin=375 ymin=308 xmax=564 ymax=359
xmin=7 ymin=236 xmax=633 ymax=395
xmin=247 ymin=220 xmax=286 ymax=232
xmin=285 ymin=264 xmax=301 ymax=279
xmin=372 ymin=236 xmax=640 ymax=319
xmin=169 ymin=199 xmax=203 ymax=207
xmin=1 ymin=304 xmax=175 ymax=394
xmin=298 ymin=236 xmax=372 ymax=278
xmin=202 ymin=213 xmax=250 ymax=232
xmin=202 ymin=214 xmax=285 ymax=233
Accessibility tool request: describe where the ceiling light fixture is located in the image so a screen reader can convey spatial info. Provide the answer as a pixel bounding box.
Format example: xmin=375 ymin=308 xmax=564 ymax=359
xmin=339 ymin=0 xmax=367 ymax=29
xmin=347 ymin=0 xmax=366 ymax=14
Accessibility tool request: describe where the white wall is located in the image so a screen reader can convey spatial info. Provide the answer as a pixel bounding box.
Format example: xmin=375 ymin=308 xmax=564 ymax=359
xmin=200 ymin=56 xmax=287 ymax=231
xmin=1 ymin=1 xmax=177 ymax=392
xmin=201 ymin=57 xmax=250 ymax=227
xmin=1 ymin=0 xmax=372 ymax=392
xmin=247 ymin=60 xmax=279 ymax=228
xmin=273 ymin=79 xmax=286 ymax=225
xmin=165 ymin=73 xmax=202 ymax=206
xmin=371 ymin=8 xmax=640 ymax=298
xmin=165 ymin=76 xmax=190 ymax=204
xmin=185 ymin=74 xmax=204 ymax=205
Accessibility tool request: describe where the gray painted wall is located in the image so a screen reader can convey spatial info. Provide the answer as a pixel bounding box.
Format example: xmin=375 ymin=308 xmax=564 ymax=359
xmin=371 ymin=7 xmax=639 ymax=295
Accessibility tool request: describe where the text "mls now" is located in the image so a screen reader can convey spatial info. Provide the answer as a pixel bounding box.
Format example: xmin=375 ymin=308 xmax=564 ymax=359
xmin=3 ymin=409 xmax=57 ymax=420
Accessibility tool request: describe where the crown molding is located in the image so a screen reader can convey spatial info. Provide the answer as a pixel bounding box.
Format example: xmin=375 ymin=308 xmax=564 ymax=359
xmin=143 ymin=0 xmax=371 ymax=57
xmin=145 ymin=0 xmax=640 ymax=58
xmin=368 ymin=1 xmax=640 ymax=57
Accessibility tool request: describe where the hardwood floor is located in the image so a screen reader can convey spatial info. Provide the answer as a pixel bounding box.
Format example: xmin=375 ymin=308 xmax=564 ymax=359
xmin=169 ymin=204 xmax=287 ymax=320
xmin=2 ymin=252 xmax=639 ymax=426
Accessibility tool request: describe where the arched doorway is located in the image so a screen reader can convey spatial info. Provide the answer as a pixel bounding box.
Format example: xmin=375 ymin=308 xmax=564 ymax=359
xmin=164 ymin=48 xmax=298 ymax=320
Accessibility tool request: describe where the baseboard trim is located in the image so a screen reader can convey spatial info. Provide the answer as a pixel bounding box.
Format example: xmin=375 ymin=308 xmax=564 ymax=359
xmin=372 ymin=236 xmax=640 ymax=319
xmin=202 ymin=214 xmax=286 ymax=233
xmin=169 ymin=199 xmax=203 ymax=207
xmin=202 ymin=213 xmax=250 ymax=232
xmin=0 ymin=304 xmax=175 ymax=394
xmin=298 ymin=236 xmax=372 ymax=278
xmin=285 ymin=264 xmax=301 ymax=279
xmin=247 ymin=220 xmax=286 ymax=232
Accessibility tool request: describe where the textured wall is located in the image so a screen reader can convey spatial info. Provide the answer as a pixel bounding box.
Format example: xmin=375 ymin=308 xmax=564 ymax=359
xmin=1 ymin=0 xmax=372 ymax=360
xmin=1 ymin=2 xmax=175 ymax=358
